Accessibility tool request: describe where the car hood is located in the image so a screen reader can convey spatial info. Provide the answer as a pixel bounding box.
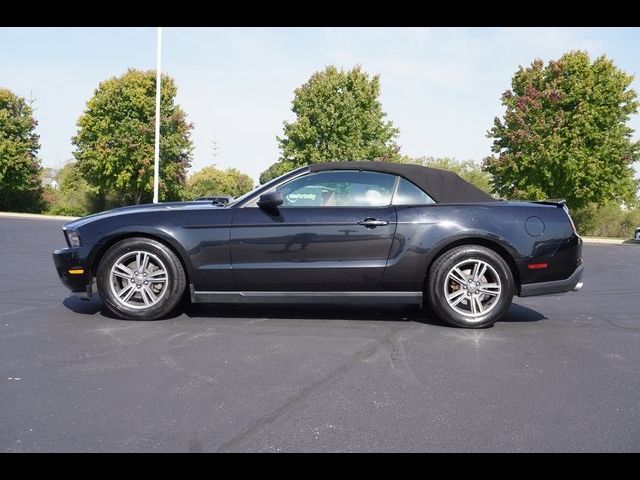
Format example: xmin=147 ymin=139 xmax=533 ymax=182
xmin=64 ymin=201 xmax=222 ymax=229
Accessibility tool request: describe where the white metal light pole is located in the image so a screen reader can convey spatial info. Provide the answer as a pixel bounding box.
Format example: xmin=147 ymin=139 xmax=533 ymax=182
xmin=153 ymin=27 xmax=162 ymax=204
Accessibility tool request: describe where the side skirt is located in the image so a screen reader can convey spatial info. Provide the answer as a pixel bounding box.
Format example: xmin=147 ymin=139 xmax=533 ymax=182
xmin=190 ymin=286 xmax=423 ymax=305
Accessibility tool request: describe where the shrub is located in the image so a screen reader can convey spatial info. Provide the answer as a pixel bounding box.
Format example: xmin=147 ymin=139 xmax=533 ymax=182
xmin=571 ymin=203 xmax=640 ymax=238
xmin=47 ymin=203 xmax=88 ymax=217
xmin=44 ymin=162 xmax=91 ymax=217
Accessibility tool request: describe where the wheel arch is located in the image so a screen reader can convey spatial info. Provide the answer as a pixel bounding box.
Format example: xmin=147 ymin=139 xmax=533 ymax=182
xmin=89 ymin=230 xmax=192 ymax=285
xmin=424 ymin=236 xmax=521 ymax=291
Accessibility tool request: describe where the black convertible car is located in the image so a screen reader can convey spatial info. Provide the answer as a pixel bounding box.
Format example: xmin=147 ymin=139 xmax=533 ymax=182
xmin=53 ymin=161 xmax=583 ymax=328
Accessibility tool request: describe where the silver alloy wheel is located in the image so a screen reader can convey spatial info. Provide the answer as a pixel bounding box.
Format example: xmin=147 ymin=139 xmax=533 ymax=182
xmin=443 ymin=258 xmax=502 ymax=321
xmin=109 ymin=250 xmax=169 ymax=310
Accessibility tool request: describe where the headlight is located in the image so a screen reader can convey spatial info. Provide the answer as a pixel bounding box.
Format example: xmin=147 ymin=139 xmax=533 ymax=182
xmin=66 ymin=230 xmax=81 ymax=247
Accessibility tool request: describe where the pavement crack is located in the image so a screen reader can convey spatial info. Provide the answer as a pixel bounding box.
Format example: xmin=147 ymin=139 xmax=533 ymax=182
xmin=586 ymin=314 xmax=640 ymax=333
xmin=382 ymin=328 xmax=428 ymax=388
xmin=0 ymin=306 xmax=47 ymax=317
xmin=214 ymin=324 xmax=408 ymax=452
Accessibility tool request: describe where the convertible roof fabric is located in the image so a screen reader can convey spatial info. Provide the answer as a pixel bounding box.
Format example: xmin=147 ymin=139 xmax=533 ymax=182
xmin=309 ymin=161 xmax=498 ymax=203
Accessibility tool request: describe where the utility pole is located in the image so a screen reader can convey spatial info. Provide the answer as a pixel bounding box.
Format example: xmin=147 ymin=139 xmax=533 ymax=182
xmin=28 ymin=91 xmax=37 ymax=111
xmin=153 ymin=27 xmax=162 ymax=204
xmin=211 ymin=140 xmax=220 ymax=166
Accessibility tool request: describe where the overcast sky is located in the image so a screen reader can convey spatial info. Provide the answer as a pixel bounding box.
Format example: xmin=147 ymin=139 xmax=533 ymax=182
xmin=1 ymin=27 xmax=639 ymax=182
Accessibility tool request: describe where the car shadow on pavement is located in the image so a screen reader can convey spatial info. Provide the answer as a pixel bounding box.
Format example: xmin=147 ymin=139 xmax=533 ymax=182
xmin=63 ymin=295 xmax=546 ymax=327
xmin=185 ymin=302 xmax=424 ymax=323
xmin=500 ymin=303 xmax=547 ymax=323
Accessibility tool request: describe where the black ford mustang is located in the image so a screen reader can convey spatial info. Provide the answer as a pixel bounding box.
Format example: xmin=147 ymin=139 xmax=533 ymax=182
xmin=53 ymin=161 xmax=583 ymax=328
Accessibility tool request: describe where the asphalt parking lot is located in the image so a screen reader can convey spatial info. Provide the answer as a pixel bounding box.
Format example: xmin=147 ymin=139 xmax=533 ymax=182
xmin=1 ymin=216 xmax=639 ymax=452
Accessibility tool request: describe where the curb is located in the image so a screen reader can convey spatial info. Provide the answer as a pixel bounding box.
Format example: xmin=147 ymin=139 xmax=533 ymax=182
xmin=582 ymin=237 xmax=639 ymax=245
xmin=0 ymin=212 xmax=79 ymax=221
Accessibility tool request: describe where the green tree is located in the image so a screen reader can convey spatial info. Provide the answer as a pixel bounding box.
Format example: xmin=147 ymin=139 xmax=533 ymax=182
xmin=46 ymin=161 xmax=91 ymax=217
xmin=483 ymin=51 xmax=639 ymax=208
xmin=184 ymin=166 xmax=254 ymax=200
xmin=259 ymin=159 xmax=297 ymax=184
xmin=226 ymin=168 xmax=254 ymax=196
xmin=0 ymin=88 xmax=44 ymax=212
xmin=72 ymin=69 xmax=193 ymax=206
xmin=404 ymin=156 xmax=493 ymax=194
xmin=266 ymin=65 xmax=400 ymax=180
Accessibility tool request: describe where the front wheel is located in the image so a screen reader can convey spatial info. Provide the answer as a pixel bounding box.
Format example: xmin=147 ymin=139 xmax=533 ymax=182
xmin=96 ymin=237 xmax=186 ymax=320
xmin=426 ymin=245 xmax=514 ymax=328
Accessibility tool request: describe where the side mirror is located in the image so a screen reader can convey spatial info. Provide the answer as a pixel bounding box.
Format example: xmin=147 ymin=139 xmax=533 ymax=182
xmin=257 ymin=191 xmax=283 ymax=210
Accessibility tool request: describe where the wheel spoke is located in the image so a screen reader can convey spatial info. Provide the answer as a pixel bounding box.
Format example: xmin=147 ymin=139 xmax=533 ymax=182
xmin=471 ymin=261 xmax=480 ymax=281
xmin=470 ymin=294 xmax=478 ymax=314
xmin=447 ymin=289 xmax=466 ymax=302
xmin=448 ymin=268 xmax=468 ymax=286
xmin=136 ymin=252 xmax=146 ymax=273
xmin=478 ymin=282 xmax=500 ymax=295
xmin=475 ymin=263 xmax=487 ymax=282
xmin=142 ymin=285 xmax=157 ymax=303
xmin=473 ymin=295 xmax=484 ymax=314
xmin=451 ymin=293 xmax=467 ymax=307
xmin=478 ymin=288 xmax=500 ymax=297
xmin=113 ymin=269 xmax=133 ymax=280
xmin=140 ymin=252 xmax=150 ymax=273
xmin=147 ymin=269 xmax=167 ymax=279
xmin=117 ymin=283 xmax=135 ymax=301
xmin=123 ymin=287 xmax=137 ymax=302
xmin=114 ymin=263 xmax=134 ymax=278
xmin=139 ymin=287 xmax=151 ymax=306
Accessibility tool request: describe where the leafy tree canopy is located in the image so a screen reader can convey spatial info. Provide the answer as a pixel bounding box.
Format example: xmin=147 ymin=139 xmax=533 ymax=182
xmin=72 ymin=69 xmax=193 ymax=205
xmin=483 ymin=51 xmax=639 ymax=208
xmin=184 ymin=166 xmax=254 ymax=200
xmin=265 ymin=65 xmax=400 ymax=182
xmin=0 ymin=88 xmax=43 ymax=212
xmin=258 ymin=160 xmax=297 ymax=184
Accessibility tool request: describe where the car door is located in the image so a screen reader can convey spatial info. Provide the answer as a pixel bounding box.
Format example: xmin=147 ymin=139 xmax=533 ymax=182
xmin=229 ymin=170 xmax=399 ymax=291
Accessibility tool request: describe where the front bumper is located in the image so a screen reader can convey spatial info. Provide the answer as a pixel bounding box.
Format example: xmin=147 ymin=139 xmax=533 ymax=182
xmin=53 ymin=247 xmax=93 ymax=298
xmin=519 ymin=264 xmax=584 ymax=297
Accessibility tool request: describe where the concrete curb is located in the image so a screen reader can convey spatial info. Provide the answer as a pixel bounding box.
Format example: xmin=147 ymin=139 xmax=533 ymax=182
xmin=0 ymin=212 xmax=79 ymax=221
xmin=582 ymin=237 xmax=639 ymax=245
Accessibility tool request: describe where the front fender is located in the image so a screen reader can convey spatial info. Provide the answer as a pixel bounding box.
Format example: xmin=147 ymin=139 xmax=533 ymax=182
xmin=86 ymin=225 xmax=195 ymax=279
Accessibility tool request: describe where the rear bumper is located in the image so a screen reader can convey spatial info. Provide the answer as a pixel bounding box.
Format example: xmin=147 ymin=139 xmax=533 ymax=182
xmin=53 ymin=247 xmax=93 ymax=297
xmin=519 ymin=264 xmax=584 ymax=297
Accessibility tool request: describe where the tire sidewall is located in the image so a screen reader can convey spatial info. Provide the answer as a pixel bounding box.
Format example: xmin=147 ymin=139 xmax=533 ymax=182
xmin=427 ymin=246 xmax=514 ymax=328
xmin=97 ymin=238 xmax=185 ymax=320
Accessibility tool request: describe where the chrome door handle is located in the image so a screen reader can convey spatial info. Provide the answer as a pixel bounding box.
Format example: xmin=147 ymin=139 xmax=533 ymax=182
xmin=357 ymin=218 xmax=389 ymax=228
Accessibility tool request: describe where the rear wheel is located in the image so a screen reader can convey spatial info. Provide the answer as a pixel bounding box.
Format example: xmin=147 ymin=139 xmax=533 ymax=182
xmin=426 ymin=245 xmax=514 ymax=328
xmin=96 ymin=237 xmax=186 ymax=320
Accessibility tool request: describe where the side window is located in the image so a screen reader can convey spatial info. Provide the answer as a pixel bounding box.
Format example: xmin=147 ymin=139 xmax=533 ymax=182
xmin=277 ymin=170 xmax=396 ymax=207
xmin=392 ymin=177 xmax=436 ymax=205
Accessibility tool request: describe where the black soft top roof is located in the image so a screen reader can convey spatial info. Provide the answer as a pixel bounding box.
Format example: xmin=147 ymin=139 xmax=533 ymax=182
xmin=309 ymin=161 xmax=497 ymax=203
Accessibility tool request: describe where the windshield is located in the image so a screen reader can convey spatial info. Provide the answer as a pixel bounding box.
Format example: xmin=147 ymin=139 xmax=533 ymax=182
xmin=226 ymin=166 xmax=308 ymax=207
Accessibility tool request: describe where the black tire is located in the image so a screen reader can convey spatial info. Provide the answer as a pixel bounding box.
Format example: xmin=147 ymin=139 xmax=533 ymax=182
xmin=96 ymin=237 xmax=186 ymax=320
xmin=426 ymin=245 xmax=514 ymax=328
